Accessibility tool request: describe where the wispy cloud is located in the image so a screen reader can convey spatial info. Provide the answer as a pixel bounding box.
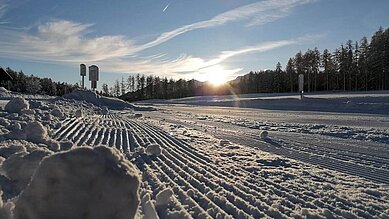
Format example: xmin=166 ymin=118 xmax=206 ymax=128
xmin=0 ymin=18 xmax=322 ymax=80
xmin=0 ymin=0 xmax=319 ymax=81
xmin=0 ymin=20 xmax=136 ymax=62
xmin=162 ymin=3 xmax=170 ymax=13
xmin=93 ymin=37 xmax=313 ymax=81
xmin=137 ymin=0 xmax=314 ymax=51
xmin=0 ymin=0 xmax=315 ymax=61
xmin=0 ymin=0 xmax=9 ymax=19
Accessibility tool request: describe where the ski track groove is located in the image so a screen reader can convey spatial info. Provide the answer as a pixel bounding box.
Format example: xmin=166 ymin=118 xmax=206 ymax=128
xmin=49 ymin=112 xmax=388 ymax=218
xmin=155 ymin=116 xmax=389 ymax=184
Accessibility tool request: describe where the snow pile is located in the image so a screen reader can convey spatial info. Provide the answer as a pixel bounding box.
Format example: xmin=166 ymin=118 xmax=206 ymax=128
xmin=50 ymin=107 xmax=63 ymax=118
xmin=0 ymin=140 xmax=55 ymax=201
xmin=155 ymin=188 xmax=173 ymax=208
xmin=75 ymin=109 xmax=83 ymax=118
xmin=59 ymin=140 xmax=74 ymax=151
xmin=0 ymin=190 xmax=13 ymax=219
xmin=101 ymin=107 xmax=109 ymax=115
xmin=62 ymin=89 xmax=135 ymax=110
xmin=14 ymin=146 xmax=140 ymax=219
xmin=4 ymin=98 xmax=29 ymax=113
xmin=0 ymin=87 xmax=10 ymax=93
xmin=24 ymin=121 xmax=47 ymax=144
xmin=141 ymin=193 xmax=159 ymax=219
xmin=1 ymin=148 xmax=53 ymax=192
xmin=259 ymin=130 xmax=268 ymax=139
xmin=219 ymin=139 xmax=230 ymax=146
xmin=145 ymin=144 xmax=162 ymax=156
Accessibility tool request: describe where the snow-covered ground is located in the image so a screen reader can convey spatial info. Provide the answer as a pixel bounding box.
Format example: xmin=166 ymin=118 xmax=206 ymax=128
xmin=0 ymin=89 xmax=388 ymax=218
xmin=138 ymin=90 xmax=389 ymax=115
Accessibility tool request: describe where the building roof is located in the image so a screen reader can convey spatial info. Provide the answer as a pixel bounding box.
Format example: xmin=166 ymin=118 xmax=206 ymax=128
xmin=0 ymin=67 xmax=13 ymax=81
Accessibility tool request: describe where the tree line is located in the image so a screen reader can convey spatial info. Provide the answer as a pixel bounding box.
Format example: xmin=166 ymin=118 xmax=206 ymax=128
xmin=283 ymin=27 xmax=389 ymax=93
xmin=117 ymin=27 xmax=389 ymax=102
xmin=0 ymin=67 xmax=79 ymax=96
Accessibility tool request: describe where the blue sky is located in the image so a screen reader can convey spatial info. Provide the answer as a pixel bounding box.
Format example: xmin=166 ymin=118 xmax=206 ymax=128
xmin=0 ymin=0 xmax=388 ymax=88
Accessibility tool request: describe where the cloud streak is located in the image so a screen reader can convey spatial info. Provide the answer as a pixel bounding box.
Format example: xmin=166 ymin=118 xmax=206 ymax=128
xmin=0 ymin=0 xmax=9 ymax=19
xmin=162 ymin=3 xmax=170 ymax=12
xmin=0 ymin=0 xmax=319 ymax=81
xmin=0 ymin=18 xmax=321 ymax=80
xmin=0 ymin=20 xmax=136 ymax=62
xmin=138 ymin=0 xmax=314 ymax=51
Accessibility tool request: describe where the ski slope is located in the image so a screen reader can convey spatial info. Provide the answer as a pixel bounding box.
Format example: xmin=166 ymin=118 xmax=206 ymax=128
xmin=51 ymin=109 xmax=389 ymax=218
xmin=0 ymin=90 xmax=388 ymax=218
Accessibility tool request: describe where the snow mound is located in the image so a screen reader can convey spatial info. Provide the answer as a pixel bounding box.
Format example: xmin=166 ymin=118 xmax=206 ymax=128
xmin=24 ymin=121 xmax=47 ymax=144
xmin=0 ymin=87 xmax=10 ymax=93
xmin=155 ymin=188 xmax=173 ymax=207
xmin=1 ymin=148 xmax=53 ymax=191
xmin=0 ymin=145 xmax=26 ymax=159
xmin=4 ymin=98 xmax=29 ymax=113
xmin=75 ymin=109 xmax=83 ymax=118
xmin=259 ymin=130 xmax=268 ymax=139
xmin=0 ymin=190 xmax=13 ymax=219
xmin=145 ymin=144 xmax=162 ymax=156
xmin=59 ymin=140 xmax=74 ymax=151
xmin=50 ymin=108 xmax=63 ymax=118
xmin=62 ymin=89 xmax=135 ymax=110
xmin=14 ymin=146 xmax=140 ymax=219
xmin=219 ymin=139 xmax=230 ymax=146
xmin=136 ymin=147 xmax=145 ymax=154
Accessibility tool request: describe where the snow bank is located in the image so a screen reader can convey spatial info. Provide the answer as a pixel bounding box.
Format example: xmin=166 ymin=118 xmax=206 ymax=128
xmin=62 ymin=89 xmax=135 ymax=110
xmin=4 ymin=98 xmax=29 ymax=113
xmin=14 ymin=146 xmax=140 ymax=219
xmin=145 ymin=144 xmax=162 ymax=156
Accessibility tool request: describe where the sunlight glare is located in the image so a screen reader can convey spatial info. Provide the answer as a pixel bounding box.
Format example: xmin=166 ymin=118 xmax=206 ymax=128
xmin=203 ymin=65 xmax=229 ymax=86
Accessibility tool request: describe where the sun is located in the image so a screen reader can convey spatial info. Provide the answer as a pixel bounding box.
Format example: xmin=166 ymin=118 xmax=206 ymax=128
xmin=208 ymin=74 xmax=227 ymax=86
xmin=203 ymin=65 xmax=229 ymax=86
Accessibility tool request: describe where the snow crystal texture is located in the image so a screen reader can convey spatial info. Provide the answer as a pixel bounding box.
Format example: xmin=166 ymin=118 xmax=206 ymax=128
xmin=14 ymin=146 xmax=140 ymax=219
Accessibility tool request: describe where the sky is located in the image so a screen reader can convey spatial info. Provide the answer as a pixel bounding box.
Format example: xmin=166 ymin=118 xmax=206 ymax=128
xmin=0 ymin=0 xmax=388 ymax=89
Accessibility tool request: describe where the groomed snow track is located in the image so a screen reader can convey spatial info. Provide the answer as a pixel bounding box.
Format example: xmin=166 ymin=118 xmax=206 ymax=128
xmin=154 ymin=115 xmax=389 ymax=185
xmin=50 ymin=112 xmax=389 ymax=218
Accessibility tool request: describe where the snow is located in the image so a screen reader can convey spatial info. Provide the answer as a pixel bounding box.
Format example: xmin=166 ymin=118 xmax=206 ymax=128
xmin=24 ymin=121 xmax=48 ymax=144
xmin=138 ymin=90 xmax=389 ymax=115
xmin=59 ymin=140 xmax=74 ymax=151
xmin=75 ymin=109 xmax=83 ymax=118
xmin=50 ymin=107 xmax=64 ymax=118
xmin=1 ymin=148 xmax=52 ymax=192
xmin=4 ymin=98 xmax=29 ymax=113
xmin=63 ymin=89 xmax=135 ymax=110
xmin=14 ymin=146 xmax=140 ymax=219
xmin=0 ymin=89 xmax=387 ymax=218
xmin=155 ymin=187 xmax=173 ymax=207
xmin=145 ymin=143 xmax=162 ymax=156
xmin=0 ymin=190 xmax=13 ymax=219
xmin=259 ymin=130 xmax=268 ymax=139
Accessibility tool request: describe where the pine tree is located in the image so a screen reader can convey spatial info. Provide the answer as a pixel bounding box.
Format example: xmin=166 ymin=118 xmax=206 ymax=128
xmin=120 ymin=77 xmax=126 ymax=96
xmin=102 ymin=83 xmax=109 ymax=96
xmin=359 ymin=36 xmax=369 ymax=90
xmin=286 ymin=58 xmax=296 ymax=92
xmin=114 ymin=80 xmax=120 ymax=97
